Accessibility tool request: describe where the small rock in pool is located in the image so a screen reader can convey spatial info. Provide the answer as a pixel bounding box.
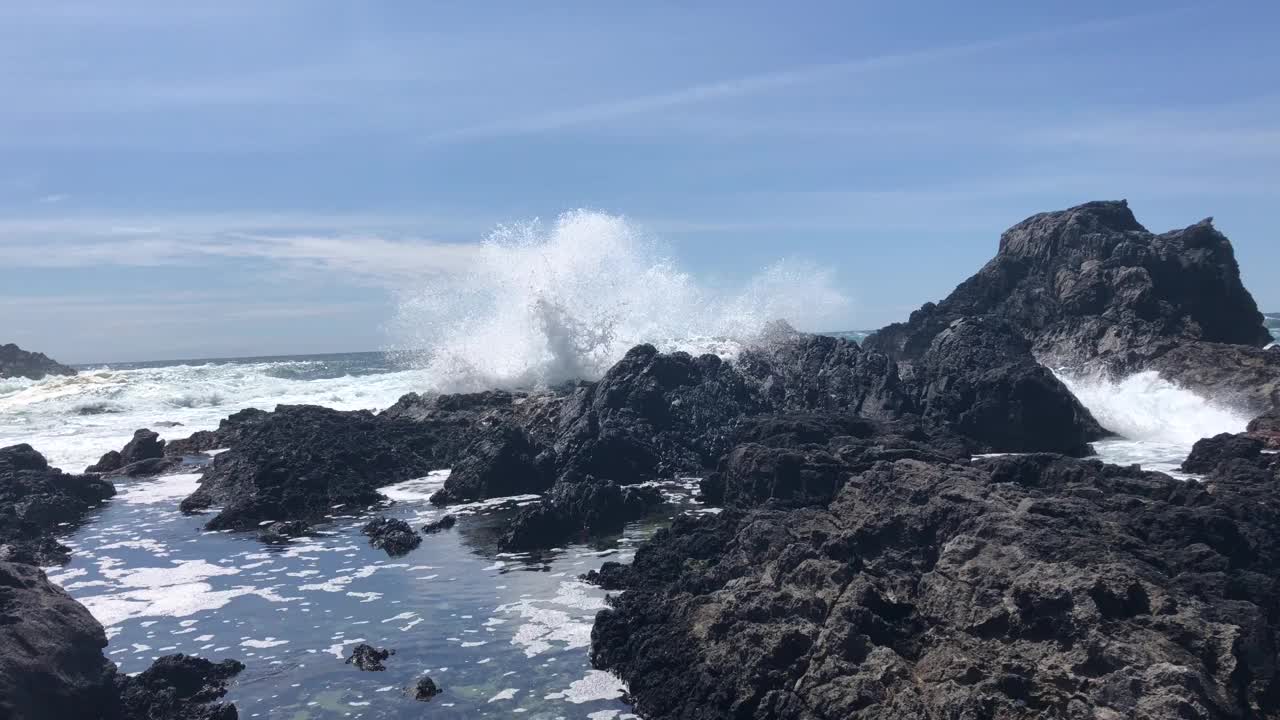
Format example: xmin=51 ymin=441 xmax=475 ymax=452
xmin=345 ymin=643 xmax=394 ymax=671
xmin=361 ymin=517 xmax=421 ymax=556
xmin=421 ymin=515 xmax=457 ymax=534
xmin=412 ymin=675 xmax=442 ymax=701
xmin=258 ymin=520 xmax=310 ymax=544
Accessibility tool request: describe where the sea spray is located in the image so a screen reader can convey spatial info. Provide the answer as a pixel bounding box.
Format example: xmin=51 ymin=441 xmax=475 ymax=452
xmin=389 ymin=210 xmax=849 ymax=391
xmin=1056 ymin=369 xmax=1252 ymax=473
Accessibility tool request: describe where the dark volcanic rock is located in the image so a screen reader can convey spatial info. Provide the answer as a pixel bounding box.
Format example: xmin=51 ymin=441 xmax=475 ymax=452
xmin=412 ymin=675 xmax=442 ymax=701
xmin=115 ymin=456 xmax=182 ymax=477
xmin=865 ymin=201 xmax=1277 ymax=409
xmin=1182 ymin=432 xmax=1265 ymax=474
xmin=179 ymin=405 xmax=444 ymax=530
xmin=114 ymin=654 xmax=244 ymax=720
xmin=166 ymin=408 xmax=270 ymax=456
xmin=361 ymin=517 xmax=421 ymax=556
xmin=914 ymin=316 xmax=1105 ymax=454
xmin=593 ymin=454 xmax=1280 ymax=719
xmin=501 ymin=477 xmax=662 ymax=551
xmin=346 ymin=643 xmax=393 ymax=671
xmin=0 ymin=342 xmax=77 ymax=380
xmin=0 ymin=444 xmax=116 ymax=565
xmin=0 ymin=562 xmax=243 ymax=720
xmin=85 ymin=449 xmax=124 ymax=474
xmin=429 ymin=423 xmax=554 ymax=505
xmin=87 ymin=430 xmax=181 ymax=477
xmin=257 ymin=520 xmax=310 ymax=544
xmin=1248 ymin=407 xmax=1280 ymax=449
xmin=0 ymin=561 xmax=118 ymax=719
xmin=421 ymin=515 xmax=456 ymax=534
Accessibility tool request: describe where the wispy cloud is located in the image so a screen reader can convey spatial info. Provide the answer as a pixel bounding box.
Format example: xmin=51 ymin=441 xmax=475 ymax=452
xmin=421 ymin=9 xmax=1188 ymax=144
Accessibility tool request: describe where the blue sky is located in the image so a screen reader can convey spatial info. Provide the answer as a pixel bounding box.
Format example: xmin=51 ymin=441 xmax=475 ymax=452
xmin=1 ymin=1 xmax=1277 ymax=363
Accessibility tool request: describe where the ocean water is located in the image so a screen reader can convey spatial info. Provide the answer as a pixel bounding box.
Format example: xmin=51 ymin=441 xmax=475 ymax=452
xmin=0 ymin=339 xmax=1263 ymax=718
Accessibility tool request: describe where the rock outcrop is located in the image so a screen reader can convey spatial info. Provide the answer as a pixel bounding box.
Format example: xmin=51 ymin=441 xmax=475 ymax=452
xmin=179 ymin=405 xmax=444 ymax=530
xmin=0 ymin=444 xmax=116 ymax=564
xmin=501 ymin=477 xmax=662 ymax=551
xmin=865 ymin=200 xmax=1278 ymax=410
xmin=593 ymin=453 xmax=1280 ymax=719
xmin=166 ymin=408 xmax=270 ymax=456
xmin=345 ymin=643 xmax=393 ymax=671
xmin=0 ymin=343 xmax=77 ymax=380
xmin=0 ymin=561 xmax=243 ymax=720
xmin=86 ymin=429 xmax=179 ymax=476
xmin=361 ymin=517 xmax=421 ymax=556
xmin=1247 ymin=407 xmax=1280 ymax=449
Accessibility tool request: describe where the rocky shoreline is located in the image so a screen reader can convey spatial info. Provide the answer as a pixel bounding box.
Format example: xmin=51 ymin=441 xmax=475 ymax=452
xmin=0 ymin=343 xmax=77 ymax=381
xmin=3 ymin=200 xmax=1279 ymax=719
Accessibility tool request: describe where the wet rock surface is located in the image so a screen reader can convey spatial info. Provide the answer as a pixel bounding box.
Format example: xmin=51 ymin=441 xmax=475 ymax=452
xmin=0 ymin=342 xmax=77 ymax=380
xmin=0 ymin=444 xmax=116 ymax=565
xmin=346 ymin=643 xmax=394 ymax=671
xmin=0 ymin=561 xmax=244 ymax=720
xmin=1246 ymin=406 xmax=1280 ymax=449
xmin=411 ymin=675 xmax=442 ymax=701
xmin=592 ymin=453 xmax=1280 ymax=719
xmin=421 ymin=514 xmax=456 ymax=534
xmin=361 ymin=516 xmax=421 ymax=556
xmin=501 ymin=477 xmax=663 ymax=551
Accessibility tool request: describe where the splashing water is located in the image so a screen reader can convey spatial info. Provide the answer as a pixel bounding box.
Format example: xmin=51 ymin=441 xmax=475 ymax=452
xmin=1057 ymin=370 xmax=1252 ymax=475
xmin=389 ymin=210 xmax=849 ymax=391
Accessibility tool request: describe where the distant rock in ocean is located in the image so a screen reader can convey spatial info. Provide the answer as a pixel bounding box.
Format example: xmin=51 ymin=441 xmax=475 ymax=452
xmin=0 ymin=343 xmax=77 ymax=380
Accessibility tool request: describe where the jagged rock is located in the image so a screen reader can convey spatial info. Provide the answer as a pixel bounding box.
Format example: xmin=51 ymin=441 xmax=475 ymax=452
xmin=361 ymin=517 xmax=421 ymax=556
xmin=914 ymin=316 xmax=1105 ymax=454
xmin=501 ymin=477 xmax=662 ymax=551
xmin=257 ymin=520 xmax=310 ymax=544
xmin=1182 ymin=432 xmax=1265 ymax=474
xmin=865 ymin=200 xmax=1277 ymax=410
xmin=411 ymin=676 xmax=442 ymax=701
xmin=87 ymin=430 xmax=175 ymax=475
xmin=0 ymin=562 xmax=243 ymax=720
xmin=166 ymin=408 xmax=270 ymax=456
xmin=345 ymin=643 xmax=393 ymax=671
xmin=429 ymin=423 xmax=554 ymax=505
xmin=421 ymin=515 xmax=456 ymax=534
xmin=114 ymin=654 xmax=244 ymax=720
xmin=179 ymin=405 xmax=443 ymax=530
xmin=0 ymin=561 xmax=118 ymax=718
xmin=593 ymin=454 xmax=1280 ymax=719
xmin=0 ymin=343 xmax=76 ymax=380
xmin=0 ymin=444 xmax=116 ymax=565
xmin=1248 ymin=407 xmax=1280 ymax=449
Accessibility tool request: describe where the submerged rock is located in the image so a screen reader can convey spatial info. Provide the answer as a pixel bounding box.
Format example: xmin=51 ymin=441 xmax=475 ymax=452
xmin=865 ymin=200 xmax=1277 ymax=410
xmin=593 ymin=453 xmax=1280 ymax=718
xmin=0 ymin=444 xmax=116 ymax=565
xmin=114 ymin=654 xmax=244 ymax=720
xmin=361 ymin=517 xmax=421 ymax=556
xmin=345 ymin=643 xmax=393 ymax=671
xmin=0 ymin=342 xmax=76 ymax=380
xmin=257 ymin=520 xmax=310 ymax=544
xmin=421 ymin=515 xmax=456 ymax=534
xmin=412 ymin=675 xmax=442 ymax=701
xmin=501 ymin=477 xmax=662 ymax=551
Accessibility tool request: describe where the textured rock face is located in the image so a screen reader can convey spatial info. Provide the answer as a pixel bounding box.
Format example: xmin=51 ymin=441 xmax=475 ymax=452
xmin=865 ymin=201 xmax=1275 ymax=408
xmin=361 ymin=517 xmax=421 ymax=556
xmin=0 ymin=444 xmax=116 ymax=564
xmin=179 ymin=405 xmax=443 ymax=530
xmin=500 ymin=476 xmax=663 ymax=551
xmin=914 ymin=316 xmax=1106 ymax=454
xmin=429 ymin=423 xmax=554 ymax=505
xmin=593 ymin=454 xmax=1280 ymax=719
xmin=87 ymin=429 xmax=176 ymax=476
xmin=0 ymin=342 xmax=77 ymax=380
xmin=0 ymin=562 xmax=242 ymax=720
xmin=0 ymin=561 xmax=118 ymax=719
xmin=1247 ymin=407 xmax=1280 ymax=449
xmin=166 ymin=408 xmax=270 ymax=456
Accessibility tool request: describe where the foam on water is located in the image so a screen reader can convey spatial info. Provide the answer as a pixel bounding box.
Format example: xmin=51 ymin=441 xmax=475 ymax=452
xmin=390 ymin=210 xmax=849 ymax=392
xmin=1057 ymin=369 xmax=1253 ymax=474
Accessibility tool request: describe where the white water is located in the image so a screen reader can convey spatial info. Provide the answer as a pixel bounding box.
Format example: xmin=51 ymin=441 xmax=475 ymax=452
xmin=390 ymin=210 xmax=849 ymax=392
xmin=0 ymin=362 xmax=430 ymax=471
xmin=1057 ymin=370 xmax=1253 ymax=474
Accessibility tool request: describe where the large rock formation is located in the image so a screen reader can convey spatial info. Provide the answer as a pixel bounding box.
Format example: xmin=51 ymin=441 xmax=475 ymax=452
xmin=0 ymin=444 xmax=116 ymax=564
xmin=593 ymin=453 xmax=1280 ymax=719
xmin=0 ymin=343 xmax=77 ymax=380
xmin=179 ymin=405 xmax=445 ymax=530
xmin=865 ymin=201 xmax=1278 ymax=410
xmin=0 ymin=561 xmax=242 ymax=720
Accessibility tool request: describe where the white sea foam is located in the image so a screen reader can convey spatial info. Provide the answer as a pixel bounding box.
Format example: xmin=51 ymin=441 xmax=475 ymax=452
xmin=545 ymin=670 xmax=627 ymax=704
xmin=1057 ymin=369 xmax=1252 ymax=474
xmin=390 ymin=210 xmax=848 ymax=392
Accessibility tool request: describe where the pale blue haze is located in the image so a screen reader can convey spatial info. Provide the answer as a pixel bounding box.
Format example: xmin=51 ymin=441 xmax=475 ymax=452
xmin=1 ymin=1 xmax=1277 ymax=362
